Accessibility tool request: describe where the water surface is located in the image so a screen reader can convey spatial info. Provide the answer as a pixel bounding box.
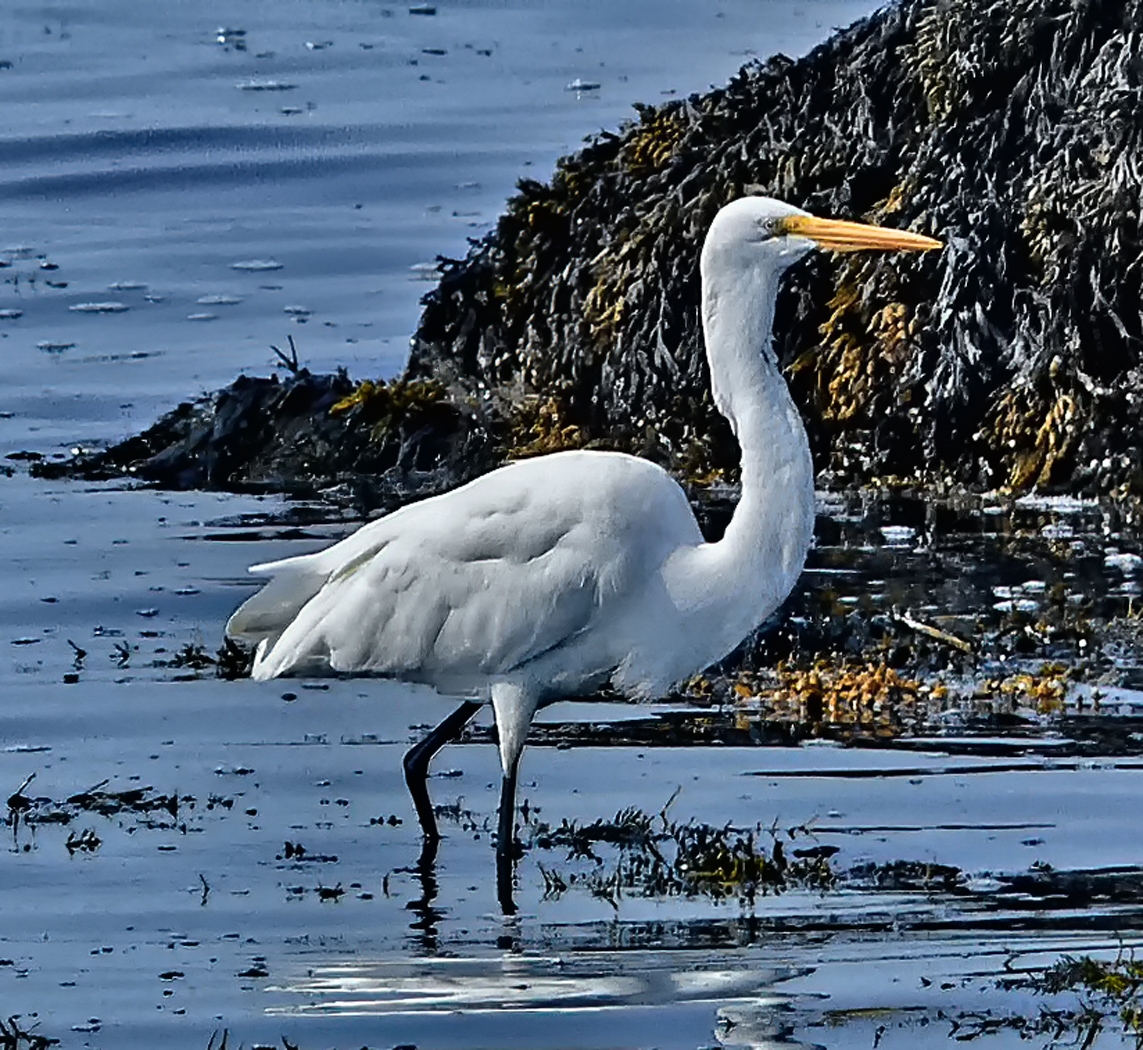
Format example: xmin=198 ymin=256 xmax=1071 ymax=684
xmin=8 ymin=3 xmax=1142 ymax=1048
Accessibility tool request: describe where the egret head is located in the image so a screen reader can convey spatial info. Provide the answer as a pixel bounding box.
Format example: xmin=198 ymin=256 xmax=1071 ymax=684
xmin=702 ymin=195 xmax=942 ymax=278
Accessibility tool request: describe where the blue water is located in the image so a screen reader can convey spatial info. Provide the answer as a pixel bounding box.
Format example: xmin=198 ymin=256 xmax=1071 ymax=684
xmin=0 ymin=0 xmax=880 ymax=455
xmin=6 ymin=6 xmax=1016 ymax=1049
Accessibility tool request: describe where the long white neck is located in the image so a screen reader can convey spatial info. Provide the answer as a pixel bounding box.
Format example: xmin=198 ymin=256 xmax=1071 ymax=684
xmin=666 ymin=250 xmax=815 ymax=655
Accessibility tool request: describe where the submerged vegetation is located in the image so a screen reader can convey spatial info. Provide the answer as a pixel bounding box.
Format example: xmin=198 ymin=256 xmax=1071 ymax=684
xmin=524 ymin=804 xmax=836 ymax=908
xmin=1001 ymin=952 xmax=1143 ymax=1048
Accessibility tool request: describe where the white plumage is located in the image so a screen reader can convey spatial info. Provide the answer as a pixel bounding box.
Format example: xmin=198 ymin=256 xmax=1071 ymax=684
xmin=235 ymin=452 xmax=699 ymax=692
xmin=226 ymin=196 xmax=940 ymax=911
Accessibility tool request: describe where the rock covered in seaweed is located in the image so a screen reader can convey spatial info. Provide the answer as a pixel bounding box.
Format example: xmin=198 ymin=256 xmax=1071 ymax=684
xmin=35 ymin=0 xmax=1143 ymax=500
xmin=33 ymin=368 xmax=494 ymax=508
xmin=409 ymin=0 xmax=1143 ymax=496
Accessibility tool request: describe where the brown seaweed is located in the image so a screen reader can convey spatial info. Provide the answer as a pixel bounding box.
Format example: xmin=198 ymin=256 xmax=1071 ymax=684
xmin=31 ymin=0 xmax=1143 ymax=502
xmin=407 ymin=0 xmax=1143 ymax=497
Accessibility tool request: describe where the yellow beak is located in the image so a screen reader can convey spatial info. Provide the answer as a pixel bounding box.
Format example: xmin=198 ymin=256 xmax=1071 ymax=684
xmin=780 ymin=214 xmax=943 ymax=253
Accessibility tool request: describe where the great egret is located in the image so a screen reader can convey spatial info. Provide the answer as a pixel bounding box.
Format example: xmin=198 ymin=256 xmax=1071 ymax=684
xmin=226 ymin=196 xmax=941 ymax=912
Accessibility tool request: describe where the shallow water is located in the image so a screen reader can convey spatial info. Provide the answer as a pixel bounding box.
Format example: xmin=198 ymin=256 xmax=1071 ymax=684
xmin=5 ymin=471 xmax=1143 ymax=1048
xmin=6 ymin=1 xmax=1143 ymax=1047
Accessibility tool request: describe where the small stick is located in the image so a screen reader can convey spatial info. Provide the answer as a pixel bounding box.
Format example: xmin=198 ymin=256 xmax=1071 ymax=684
xmin=895 ymin=610 xmax=973 ymax=654
xmin=270 ymin=334 xmax=301 ymax=374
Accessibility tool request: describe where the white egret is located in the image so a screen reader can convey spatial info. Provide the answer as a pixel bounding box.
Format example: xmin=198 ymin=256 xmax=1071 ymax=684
xmin=226 ymin=196 xmax=941 ymax=911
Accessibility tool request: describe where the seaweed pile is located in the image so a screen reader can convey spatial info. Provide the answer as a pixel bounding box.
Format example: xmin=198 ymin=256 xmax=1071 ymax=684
xmin=32 ymin=0 xmax=1143 ymax=500
xmin=411 ymin=0 xmax=1143 ymax=496
xmin=34 ymin=366 xmax=493 ymax=509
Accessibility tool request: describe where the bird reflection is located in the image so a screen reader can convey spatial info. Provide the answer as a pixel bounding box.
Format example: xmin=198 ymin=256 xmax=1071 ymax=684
xmin=405 ymin=836 xmax=446 ymax=953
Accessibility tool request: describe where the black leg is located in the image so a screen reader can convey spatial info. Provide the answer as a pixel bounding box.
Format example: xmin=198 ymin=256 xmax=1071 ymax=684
xmin=403 ymin=700 xmax=482 ymax=840
xmin=496 ymin=754 xmax=520 ymax=915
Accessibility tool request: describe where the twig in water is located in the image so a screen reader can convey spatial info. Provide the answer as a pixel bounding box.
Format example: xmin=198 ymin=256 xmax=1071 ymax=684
xmin=270 ymin=335 xmax=301 ymax=374
xmin=895 ymin=609 xmax=973 ymax=654
xmin=67 ymin=640 xmax=86 ymax=668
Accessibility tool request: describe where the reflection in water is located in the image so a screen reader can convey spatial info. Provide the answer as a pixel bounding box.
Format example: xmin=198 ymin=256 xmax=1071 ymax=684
xmin=716 ymin=1002 xmax=803 ymax=1050
xmin=265 ymin=952 xmax=800 ymax=1018
xmin=404 ymin=837 xmax=446 ymax=954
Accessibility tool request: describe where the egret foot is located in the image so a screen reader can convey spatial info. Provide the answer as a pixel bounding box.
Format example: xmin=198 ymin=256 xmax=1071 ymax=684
xmin=402 ymin=699 xmax=482 ymax=840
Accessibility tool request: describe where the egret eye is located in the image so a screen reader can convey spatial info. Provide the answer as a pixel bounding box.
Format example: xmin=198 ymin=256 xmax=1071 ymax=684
xmin=760 ymin=216 xmax=785 ymax=239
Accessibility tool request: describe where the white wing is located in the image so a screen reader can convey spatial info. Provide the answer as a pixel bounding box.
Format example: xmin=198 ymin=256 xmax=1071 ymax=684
xmin=227 ymin=450 xmax=703 ymax=691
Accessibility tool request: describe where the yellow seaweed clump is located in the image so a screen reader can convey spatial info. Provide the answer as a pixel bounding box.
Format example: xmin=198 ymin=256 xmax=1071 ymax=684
xmin=1037 ymin=952 xmax=1143 ymax=1041
xmin=620 ymin=105 xmax=688 ymax=175
xmin=737 ymin=660 xmax=922 ymax=735
xmin=330 ymin=377 xmax=448 ymax=441
xmin=989 ymin=665 xmax=1069 ymax=714
xmin=582 ymin=227 xmax=646 ymax=348
xmin=906 ymin=2 xmax=971 ymax=123
xmin=506 ymin=396 xmax=587 ymax=459
xmin=988 ymin=381 xmax=1080 ymax=491
xmin=903 ymin=0 xmax=1038 ymax=125
xmin=808 ymin=259 xmax=918 ymax=425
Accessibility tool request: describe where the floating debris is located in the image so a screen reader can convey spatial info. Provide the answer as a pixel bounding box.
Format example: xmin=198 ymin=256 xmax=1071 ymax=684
xmin=215 ymin=27 xmax=246 ymax=50
xmin=409 ymin=4 xmax=437 ymax=14
xmin=195 ymin=294 xmax=243 ymax=306
xmin=0 ymin=309 xmax=23 ymax=320
xmin=229 ymin=259 xmax=283 ymax=272
xmin=6 ymin=778 xmax=182 ymax=837
xmin=64 ymin=828 xmax=101 ymax=854
xmin=186 ymin=312 xmax=217 ymax=322
xmin=107 ymin=280 xmax=146 ymax=291
xmin=36 ymin=341 xmax=74 ymax=353
xmin=236 ymin=79 xmax=297 ymax=92
xmin=879 ymin=524 xmax=916 ymax=546
xmin=68 ymin=301 xmax=128 ymax=314
xmin=565 ymin=77 xmax=601 ymax=92
xmin=1106 ymin=552 xmax=1143 ymax=573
